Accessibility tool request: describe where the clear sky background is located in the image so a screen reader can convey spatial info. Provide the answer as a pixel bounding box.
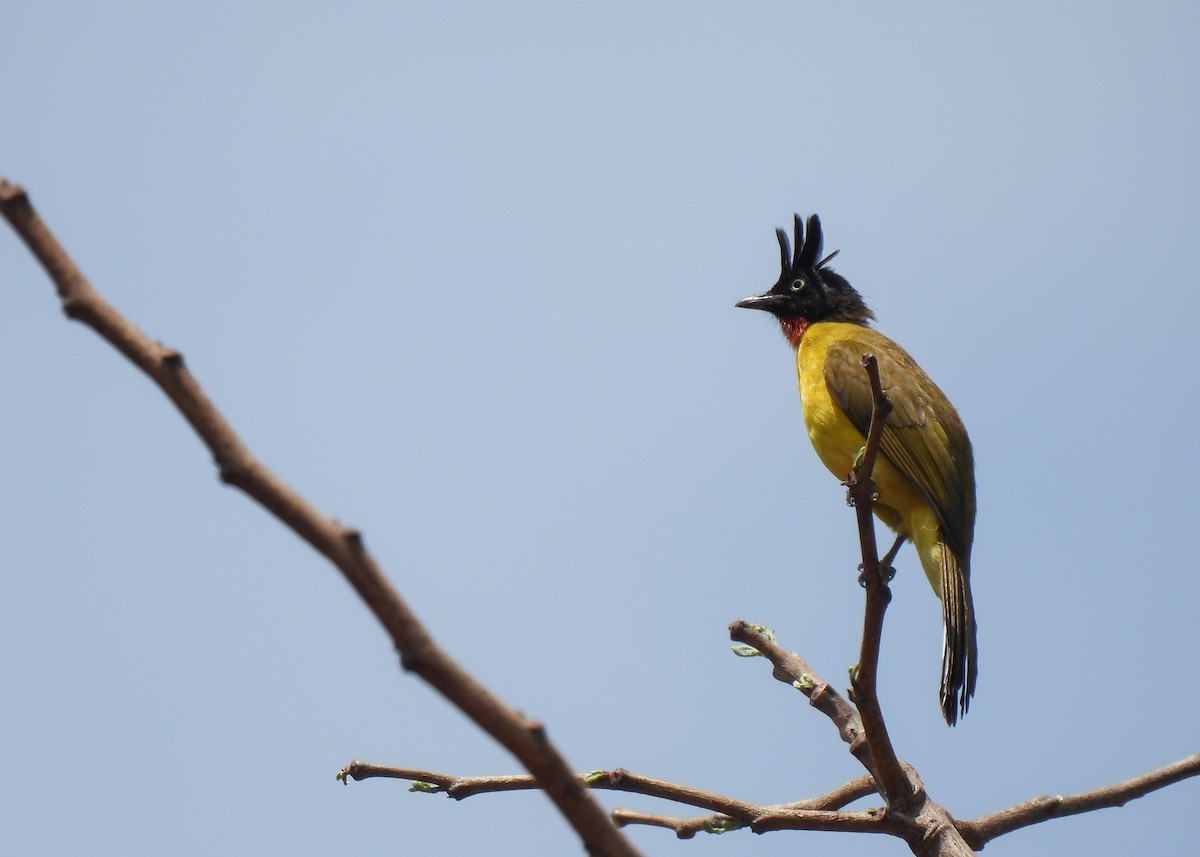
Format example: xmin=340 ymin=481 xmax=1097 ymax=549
xmin=3 ymin=3 xmax=1198 ymax=856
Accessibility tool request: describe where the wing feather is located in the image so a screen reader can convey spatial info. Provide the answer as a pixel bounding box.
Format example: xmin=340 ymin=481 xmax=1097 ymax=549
xmin=823 ymin=334 xmax=975 ymax=556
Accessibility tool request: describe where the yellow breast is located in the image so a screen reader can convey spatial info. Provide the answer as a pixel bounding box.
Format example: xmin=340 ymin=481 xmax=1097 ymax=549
xmin=796 ymin=323 xmax=878 ymax=479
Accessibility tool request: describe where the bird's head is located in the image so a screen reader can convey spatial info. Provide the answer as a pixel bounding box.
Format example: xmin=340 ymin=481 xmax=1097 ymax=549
xmin=736 ymin=213 xmax=874 ymax=347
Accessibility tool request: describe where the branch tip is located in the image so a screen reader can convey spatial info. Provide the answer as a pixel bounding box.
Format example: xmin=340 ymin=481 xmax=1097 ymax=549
xmin=0 ymin=178 xmax=28 ymax=205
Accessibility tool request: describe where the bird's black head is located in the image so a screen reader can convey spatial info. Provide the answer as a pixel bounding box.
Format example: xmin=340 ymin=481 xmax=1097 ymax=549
xmin=736 ymin=213 xmax=874 ymax=345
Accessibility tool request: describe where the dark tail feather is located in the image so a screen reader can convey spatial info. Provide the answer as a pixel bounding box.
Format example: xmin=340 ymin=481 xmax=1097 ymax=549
xmin=939 ymin=548 xmax=978 ymax=726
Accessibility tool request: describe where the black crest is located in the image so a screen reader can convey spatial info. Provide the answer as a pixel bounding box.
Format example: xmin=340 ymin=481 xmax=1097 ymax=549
xmin=777 ymin=213 xmax=841 ymax=284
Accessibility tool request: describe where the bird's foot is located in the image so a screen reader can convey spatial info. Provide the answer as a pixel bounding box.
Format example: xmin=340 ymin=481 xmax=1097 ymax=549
xmin=857 ymin=562 xmax=896 ymax=587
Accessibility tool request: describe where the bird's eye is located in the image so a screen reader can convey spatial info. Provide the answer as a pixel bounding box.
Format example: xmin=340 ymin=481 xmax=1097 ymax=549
xmin=789 ymin=277 xmax=806 ymax=292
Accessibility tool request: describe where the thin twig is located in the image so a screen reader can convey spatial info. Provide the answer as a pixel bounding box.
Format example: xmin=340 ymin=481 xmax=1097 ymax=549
xmin=0 ymin=177 xmax=640 ymax=857
xmin=958 ymin=753 xmax=1200 ymax=849
xmin=612 ymin=807 xmax=715 ymax=839
xmin=341 ymin=762 xmax=766 ymax=819
xmin=792 ymin=773 xmax=882 ymax=810
xmin=603 ymin=769 xmax=765 ymax=819
xmin=749 ymin=805 xmax=905 ymax=836
xmin=341 ymin=761 xmax=898 ymax=838
xmin=617 ymin=804 xmax=908 ymax=838
xmin=728 ymin=621 xmax=873 ymax=773
xmin=337 ymin=762 xmax=543 ymax=799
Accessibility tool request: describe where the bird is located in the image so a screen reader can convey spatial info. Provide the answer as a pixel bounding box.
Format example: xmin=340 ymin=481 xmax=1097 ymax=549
xmin=736 ymin=213 xmax=977 ymax=725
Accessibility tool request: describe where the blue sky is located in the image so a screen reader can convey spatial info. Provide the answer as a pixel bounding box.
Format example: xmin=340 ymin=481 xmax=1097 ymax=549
xmin=3 ymin=3 xmax=1198 ymax=856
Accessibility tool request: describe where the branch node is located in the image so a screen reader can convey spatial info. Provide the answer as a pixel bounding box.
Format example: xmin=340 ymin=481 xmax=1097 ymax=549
xmin=525 ymin=718 xmax=547 ymax=742
xmin=216 ymin=461 xmax=237 ymax=485
xmin=396 ymin=642 xmax=423 ymax=673
xmin=61 ymin=295 xmax=86 ymax=319
xmin=161 ymin=348 xmax=185 ymax=369
xmin=341 ymin=527 xmax=365 ymax=552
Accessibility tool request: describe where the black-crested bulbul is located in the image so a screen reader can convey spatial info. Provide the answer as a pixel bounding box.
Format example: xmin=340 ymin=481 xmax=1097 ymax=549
xmin=737 ymin=214 xmax=977 ymax=725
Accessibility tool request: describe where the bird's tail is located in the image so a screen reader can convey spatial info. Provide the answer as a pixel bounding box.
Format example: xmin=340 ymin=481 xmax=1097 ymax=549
xmin=939 ymin=547 xmax=978 ymax=726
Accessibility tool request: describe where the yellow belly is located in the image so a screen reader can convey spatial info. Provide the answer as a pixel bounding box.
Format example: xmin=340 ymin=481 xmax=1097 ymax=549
xmin=796 ymin=323 xmax=945 ymax=595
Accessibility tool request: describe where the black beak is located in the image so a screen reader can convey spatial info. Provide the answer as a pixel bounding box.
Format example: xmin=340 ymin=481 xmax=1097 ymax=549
xmin=735 ymin=293 xmax=785 ymax=312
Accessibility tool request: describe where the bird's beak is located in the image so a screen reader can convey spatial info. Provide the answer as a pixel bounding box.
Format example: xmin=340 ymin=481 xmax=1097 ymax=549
xmin=735 ymin=293 xmax=783 ymax=312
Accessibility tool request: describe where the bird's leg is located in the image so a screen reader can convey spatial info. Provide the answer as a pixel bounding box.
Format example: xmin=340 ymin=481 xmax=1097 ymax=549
xmin=858 ymin=534 xmax=906 ymax=587
xmin=880 ymin=534 xmax=905 ymax=581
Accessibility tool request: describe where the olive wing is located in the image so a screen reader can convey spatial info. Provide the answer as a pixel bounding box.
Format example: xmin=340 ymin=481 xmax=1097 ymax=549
xmin=823 ymin=337 xmax=976 ymax=556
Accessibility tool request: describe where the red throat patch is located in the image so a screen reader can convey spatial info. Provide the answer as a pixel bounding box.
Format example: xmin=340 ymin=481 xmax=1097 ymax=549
xmin=780 ymin=316 xmax=809 ymax=347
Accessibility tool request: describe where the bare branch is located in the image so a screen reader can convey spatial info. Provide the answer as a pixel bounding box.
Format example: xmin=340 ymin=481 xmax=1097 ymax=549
xmin=795 ymin=772 xmax=881 ymax=810
xmin=341 ymin=762 xmax=767 ymax=819
xmin=842 ymin=353 xmax=913 ymax=809
xmin=617 ymin=804 xmax=909 ymax=838
xmin=600 ymin=768 xmax=764 ymax=818
xmin=750 ymin=805 xmax=907 ymax=836
xmin=342 ymin=761 xmax=896 ymax=840
xmin=728 ymin=620 xmax=873 ymax=772
xmin=336 ymin=762 xmax=545 ymax=799
xmin=0 ymin=177 xmax=640 ymax=857
xmin=959 ymin=753 xmax=1200 ymax=849
xmin=615 ymin=791 xmax=913 ymax=839
xmin=612 ymin=807 xmax=720 ymax=839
